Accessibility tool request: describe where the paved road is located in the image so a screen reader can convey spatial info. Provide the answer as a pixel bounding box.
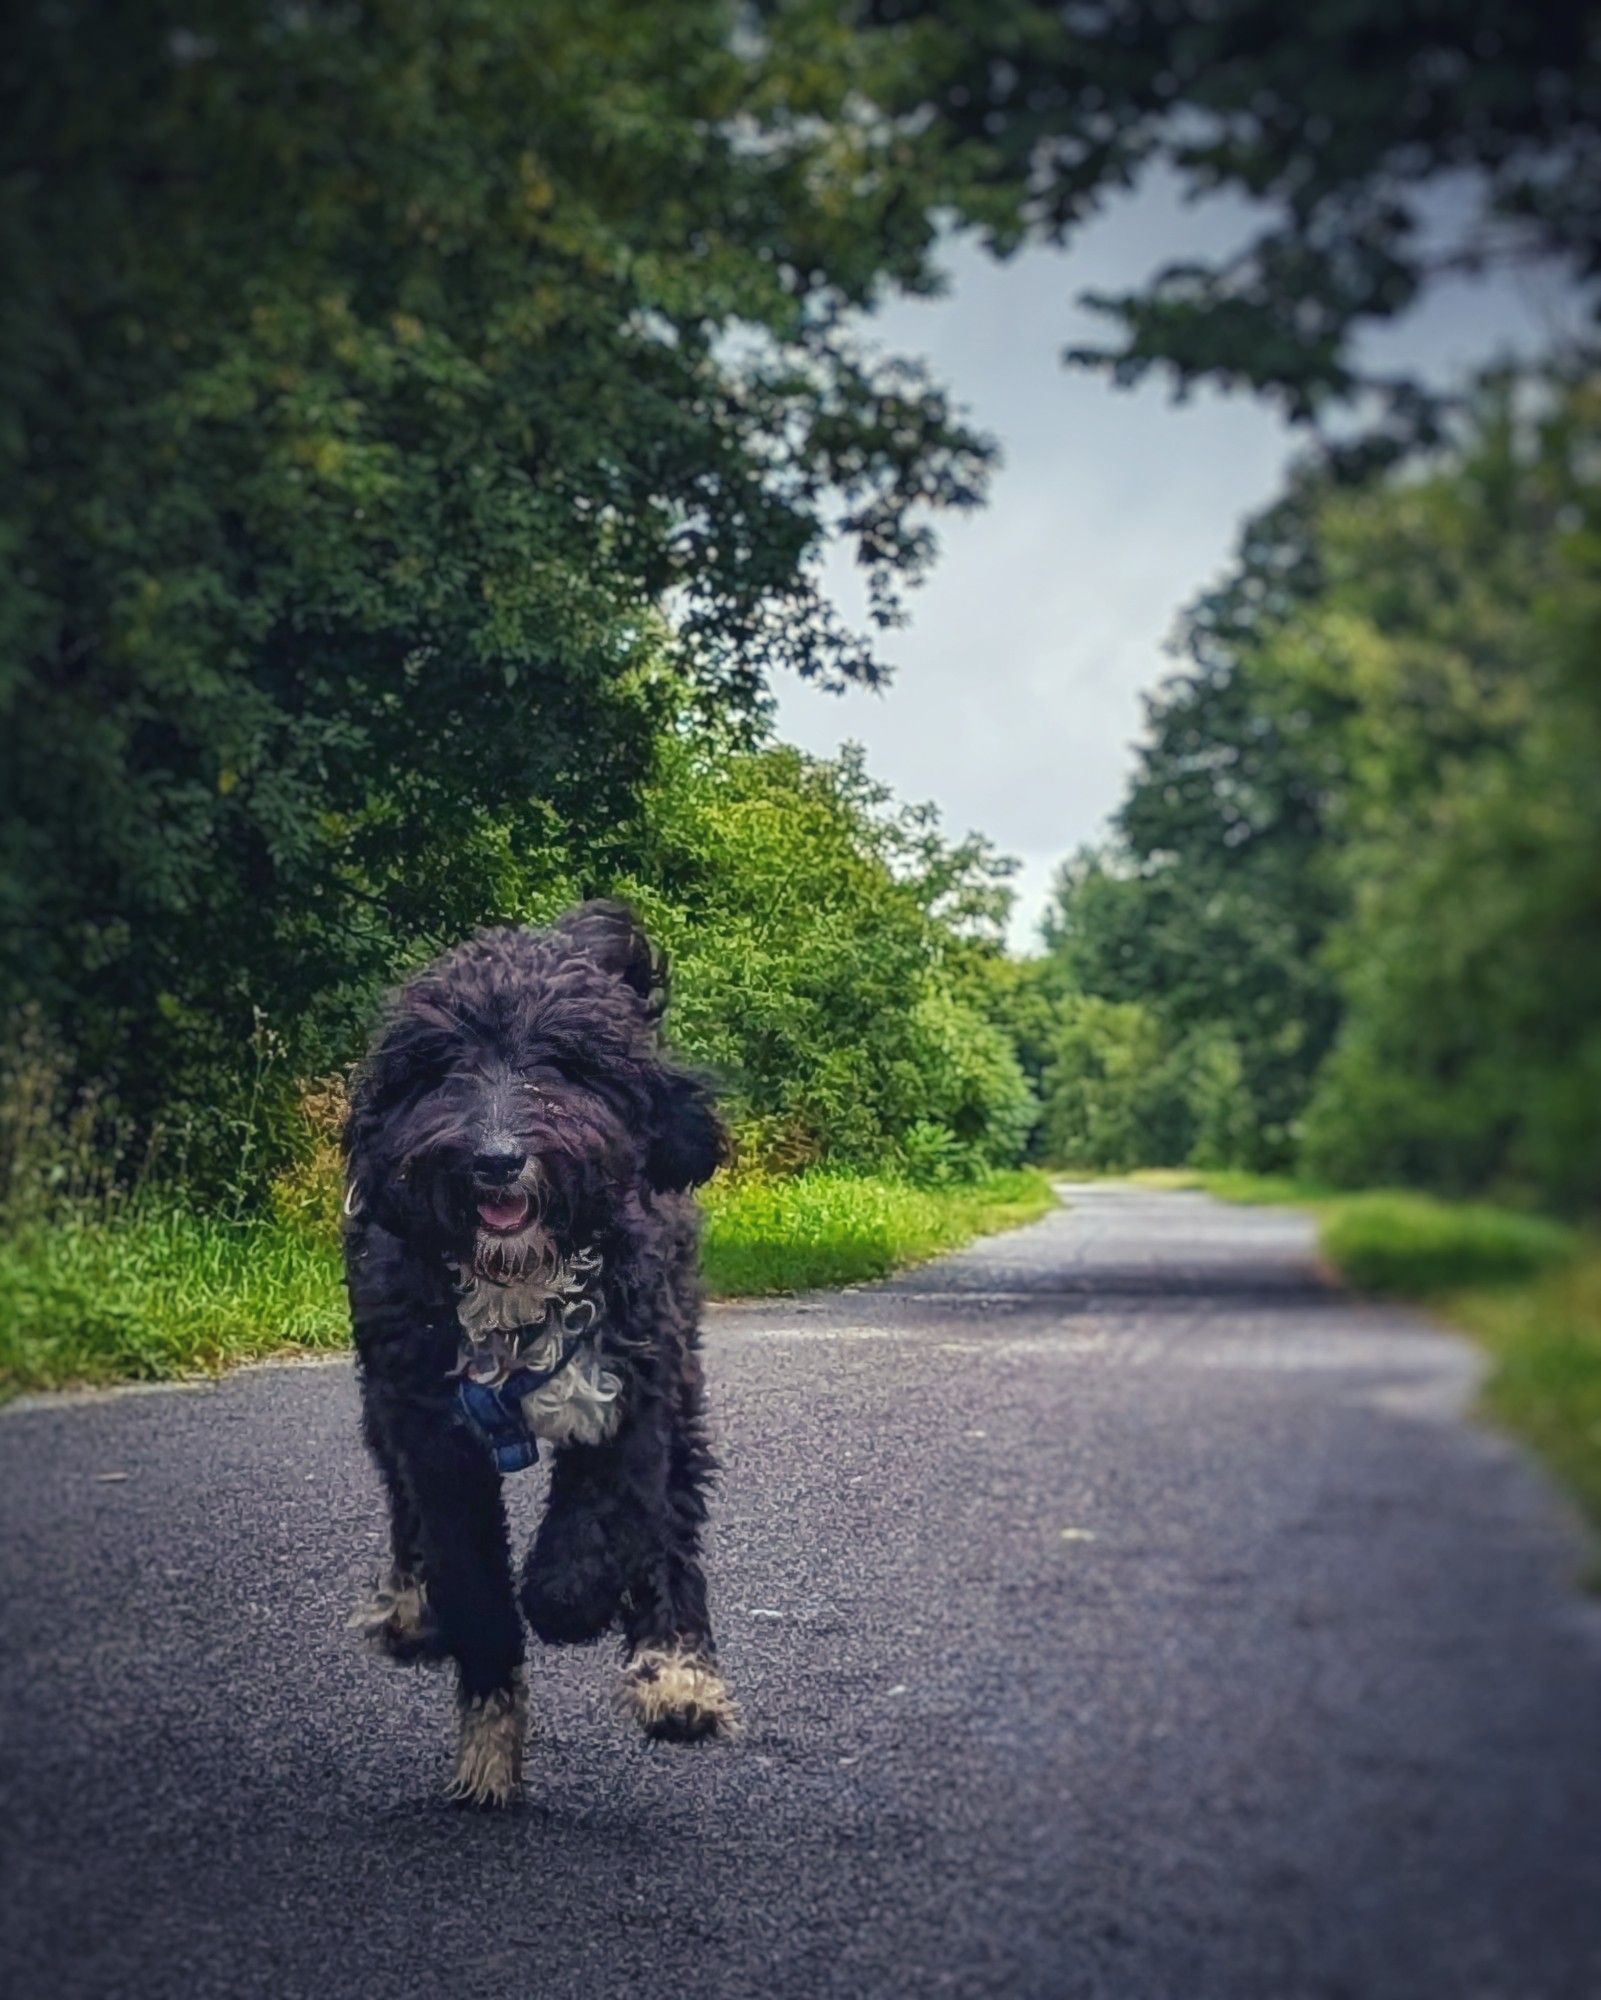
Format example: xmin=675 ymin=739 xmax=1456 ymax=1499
xmin=3 ymin=1185 xmax=1599 ymax=1999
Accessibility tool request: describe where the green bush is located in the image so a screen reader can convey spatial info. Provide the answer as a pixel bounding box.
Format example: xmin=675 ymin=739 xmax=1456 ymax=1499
xmin=1038 ymin=995 xmax=1176 ymax=1170
xmin=1037 ymin=997 xmax=1256 ymax=1172
xmin=901 ymin=992 xmax=1037 ymax=1174
xmin=1184 ymin=1029 xmax=1258 ymax=1172
xmin=614 ymin=735 xmax=1034 ymax=1178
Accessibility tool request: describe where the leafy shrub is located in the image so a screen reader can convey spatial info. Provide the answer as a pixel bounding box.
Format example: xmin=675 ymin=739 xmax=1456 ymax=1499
xmin=1039 ymin=996 xmax=1195 ymax=1170
xmin=1184 ymin=1029 xmax=1257 ymax=1172
xmin=901 ymin=993 xmax=1037 ymax=1174
xmin=897 ymin=1119 xmax=978 ymax=1187
xmin=614 ymin=735 xmax=1034 ymax=1177
xmin=266 ymin=1077 xmax=349 ymax=1245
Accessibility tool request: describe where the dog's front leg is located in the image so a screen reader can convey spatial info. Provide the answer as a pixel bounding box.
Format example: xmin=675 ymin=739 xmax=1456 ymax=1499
xmin=352 ymin=1389 xmax=446 ymax=1665
xmin=609 ymin=1400 xmax=739 ymax=1744
xmin=396 ymin=1402 xmax=527 ymax=1806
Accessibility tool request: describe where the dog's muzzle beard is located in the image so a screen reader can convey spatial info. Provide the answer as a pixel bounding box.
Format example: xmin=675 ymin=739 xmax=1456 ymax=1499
xmin=473 ymin=1211 xmax=559 ymax=1284
xmin=471 ymin=1169 xmax=556 ymax=1283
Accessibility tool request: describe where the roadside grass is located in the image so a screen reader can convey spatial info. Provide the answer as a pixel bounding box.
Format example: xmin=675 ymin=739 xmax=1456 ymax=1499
xmin=1453 ymin=1257 xmax=1601 ymax=1538
xmin=1318 ymin=1193 xmax=1576 ymax=1292
xmin=700 ymin=1167 xmax=1055 ymax=1296
xmin=1124 ymin=1167 xmax=1335 ymax=1206
xmin=0 ymin=1168 xmax=1057 ymax=1399
xmin=1147 ymin=1168 xmax=1601 ymax=1542
xmin=0 ymin=1204 xmax=347 ymax=1396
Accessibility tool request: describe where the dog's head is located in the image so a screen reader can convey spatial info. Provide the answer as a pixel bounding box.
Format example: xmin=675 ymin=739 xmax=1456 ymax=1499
xmin=345 ymin=902 xmax=723 ymax=1274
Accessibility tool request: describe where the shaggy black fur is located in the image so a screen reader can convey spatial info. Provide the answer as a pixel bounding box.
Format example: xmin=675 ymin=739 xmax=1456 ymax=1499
xmin=344 ymin=902 xmax=731 ymax=1795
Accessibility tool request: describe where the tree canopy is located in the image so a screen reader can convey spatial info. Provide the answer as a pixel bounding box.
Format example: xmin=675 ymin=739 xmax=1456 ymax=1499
xmin=841 ymin=0 xmax=1601 ymax=436
xmin=1042 ymin=374 xmax=1601 ymax=1212
xmin=6 ymin=3 xmax=1597 ymax=1196
xmin=2 ymin=0 xmax=991 ymax=1118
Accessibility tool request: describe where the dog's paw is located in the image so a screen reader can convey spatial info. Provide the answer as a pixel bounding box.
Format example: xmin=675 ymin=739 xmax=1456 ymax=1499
xmin=618 ymin=1646 xmax=740 ymax=1744
xmin=445 ymin=1675 xmax=527 ymax=1809
xmin=350 ymin=1570 xmax=445 ymax=1665
xmin=520 ymin=1558 xmax=623 ymax=1647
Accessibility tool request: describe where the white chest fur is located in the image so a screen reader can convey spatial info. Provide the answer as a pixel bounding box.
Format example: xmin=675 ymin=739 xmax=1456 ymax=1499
xmin=455 ymin=1264 xmax=623 ymax=1448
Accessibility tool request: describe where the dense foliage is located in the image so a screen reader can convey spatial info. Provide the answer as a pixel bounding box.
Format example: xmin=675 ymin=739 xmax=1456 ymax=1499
xmin=2 ymin=0 xmax=996 ymax=1144
xmin=3 ymin=679 xmax=1038 ymax=1197
xmin=593 ymin=724 xmax=1038 ymax=1178
xmin=1042 ymin=377 xmax=1601 ymax=1215
xmin=8 ymin=1 xmax=1595 ymax=1177
xmin=841 ymin=0 xmax=1601 ymax=436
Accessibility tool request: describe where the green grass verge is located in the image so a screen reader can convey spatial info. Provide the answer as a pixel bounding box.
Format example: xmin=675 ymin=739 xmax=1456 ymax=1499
xmin=1161 ymin=1168 xmax=1337 ymax=1208
xmin=0 ymin=1207 xmax=348 ymax=1396
xmin=700 ymin=1167 xmax=1055 ymax=1296
xmin=1169 ymin=1170 xmax=1601 ymax=1542
xmin=1451 ymin=1258 xmax=1601 ymax=1538
xmin=0 ymin=1168 xmax=1057 ymax=1398
xmin=1318 ymin=1193 xmax=1576 ymax=1292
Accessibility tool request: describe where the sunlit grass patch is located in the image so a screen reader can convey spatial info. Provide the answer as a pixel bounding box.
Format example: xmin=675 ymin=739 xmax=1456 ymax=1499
xmin=1118 ymin=1168 xmax=1336 ymax=1205
xmin=1319 ymin=1193 xmax=1577 ymax=1293
xmin=700 ymin=1168 xmax=1056 ymax=1295
xmin=0 ymin=1203 xmax=347 ymax=1396
xmin=1182 ymin=1169 xmax=1339 ymax=1208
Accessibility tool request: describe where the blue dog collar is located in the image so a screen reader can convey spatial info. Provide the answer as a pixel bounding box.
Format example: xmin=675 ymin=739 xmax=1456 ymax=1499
xmin=455 ymin=1329 xmax=588 ymax=1475
xmin=457 ymin=1374 xmax=542 ymax=1475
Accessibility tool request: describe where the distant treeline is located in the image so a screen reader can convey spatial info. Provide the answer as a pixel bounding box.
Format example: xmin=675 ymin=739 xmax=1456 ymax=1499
xmin=2 ymin=678 xmax=1043 ymax=1208
xmin=1033 ymin=379 xmax=1601 ymax=1217
xmin=8 ymin=381 xmax=1598 ymax=1224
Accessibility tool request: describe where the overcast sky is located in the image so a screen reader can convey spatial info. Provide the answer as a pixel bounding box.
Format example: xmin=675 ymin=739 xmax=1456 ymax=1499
xmin=772 ymin=176 xmax=1574 ymax=951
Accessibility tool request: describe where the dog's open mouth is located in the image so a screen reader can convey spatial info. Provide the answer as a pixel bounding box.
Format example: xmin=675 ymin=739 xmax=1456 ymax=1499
xmin=476 ymin=1189 xmax=532 ymax=1234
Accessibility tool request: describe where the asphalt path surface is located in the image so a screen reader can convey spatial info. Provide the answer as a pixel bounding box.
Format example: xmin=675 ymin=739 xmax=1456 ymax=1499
xmin=3 ymin=1184 xmax=1599 ymax=1999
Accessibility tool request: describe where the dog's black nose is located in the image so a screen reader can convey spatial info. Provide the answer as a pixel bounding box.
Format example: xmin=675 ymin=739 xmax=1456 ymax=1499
xmin=473 ymin=1148 xmax=526 ymax=1184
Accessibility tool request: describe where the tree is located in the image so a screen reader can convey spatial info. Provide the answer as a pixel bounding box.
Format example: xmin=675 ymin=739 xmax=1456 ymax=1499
xmin=12 ymin=2 xmax=1597 ymax=1177
xmin=1044 ymin=372 xmax=1601 ymax=1212
xmin=1038 ymin=994 xmax=1188 ymax=1171
xmin=615 ymin=732 xmax=1035 ymax=1174
xmin=1 ymin=0 xmax=992 ymax=1127
xmin=842 ymin=0 xmax=1601 ymax=439
xmin=1043 ymin=692 xmax=1343 ymax=1168
xmin=1292 ymin=379 xmax=1601 ymax=1210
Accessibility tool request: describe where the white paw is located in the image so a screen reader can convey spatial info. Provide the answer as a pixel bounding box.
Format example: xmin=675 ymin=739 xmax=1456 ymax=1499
xmin=349 ymin=1570 xmax=443 ymax=1664
xmin=445 ymin=1674 xmax=527 ymax=1807
xmin=618 ymin=1647 xmax=740 ymax=1743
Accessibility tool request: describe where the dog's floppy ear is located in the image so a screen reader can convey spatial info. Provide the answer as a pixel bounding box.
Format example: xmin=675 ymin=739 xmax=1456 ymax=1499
xmin=551 ymin=899 xmax=666 ymax=1024
xmin=646 ymin=1065 xmax=726 ymax=1193
xmin=341 ymin=1060 xmax=393 ymax=1233
xmin=340 ymin=1000 xmax=452 ymax=1236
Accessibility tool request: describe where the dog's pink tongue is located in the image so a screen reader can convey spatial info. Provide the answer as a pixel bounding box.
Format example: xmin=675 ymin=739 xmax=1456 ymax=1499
xmin=477 ymin=1192 xmax=530 ymax=1233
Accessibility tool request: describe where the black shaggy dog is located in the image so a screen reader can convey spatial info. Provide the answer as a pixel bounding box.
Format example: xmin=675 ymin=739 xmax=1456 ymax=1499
xmin=344 ymin=902 xmax=735 ymax=1806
